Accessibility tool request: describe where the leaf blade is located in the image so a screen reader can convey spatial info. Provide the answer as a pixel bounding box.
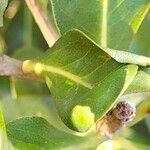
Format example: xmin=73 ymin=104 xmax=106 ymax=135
xmin=23 ymin=30 xmax=138 ymax=131
xmin=7 ymin=117 xmax=103 ymax=150
xmin=0 ymin=0 xmax=8 ymax=26
xmin=50 ymin=0 xmax=150 ymax=65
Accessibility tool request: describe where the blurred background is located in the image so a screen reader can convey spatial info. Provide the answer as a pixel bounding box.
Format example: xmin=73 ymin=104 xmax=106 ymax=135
xmin=0 ymin=0 xmax=150 ymax=149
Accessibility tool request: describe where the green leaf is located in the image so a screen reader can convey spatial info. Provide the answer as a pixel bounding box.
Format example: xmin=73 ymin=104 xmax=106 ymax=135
xmin=0 ymin=107 xmax=15 ymax=150
xmin=125 ymin=69 xmax=150 ymax=94
xmin=128 ymin=98 xmax=150 ymax=126
xmin=51 ymin=0 xmax=150 ymax=66
xmin=0 ymin=96 xmax=75 ymax=135
xmin=1 ymin=96 xmax=92 ymax=136
xmin=7 ymin=117 xmax=103 ymax=150
xmin=129 ymin=12 xmax=150 ymax=57
xmin=0 ymin=96 xmax=56 ymax=123
xmin=51 ymin=0 xmax=150 ymax=50
xmin=103 ymin=47 xmax=150 ymax=66
xmin=120 ymin=67 xmax=150 ymax=108
xmin=9 ymin=139 xmax=43 ymax=150
xmin=0 ymin=0 xmax=8 ymax=26
xmin=22 ymin=30 xmax=138 ymax=131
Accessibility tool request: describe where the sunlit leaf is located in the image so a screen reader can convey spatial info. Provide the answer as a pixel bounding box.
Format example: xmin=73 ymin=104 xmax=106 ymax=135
xmin=22 ymin=30 xmax=138 ymax=131
xmin=0 ymin=96 xmax=83 ymax=135
xmin=7 ymin=117 xmax=103 ymax=150
xmin=51 ymin=0 xmax=150 ymax=66
xmin=125 ymin=69 xmax=150 ymax=94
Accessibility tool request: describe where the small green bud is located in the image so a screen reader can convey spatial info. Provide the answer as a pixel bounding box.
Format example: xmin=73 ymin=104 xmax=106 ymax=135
xmin=34 ymin=63 xmax=43 ymax=75
xmin=22 ymin=60 xmax=34 ymax=73
xmin=71 ymin=105 xmax=95 ymax=132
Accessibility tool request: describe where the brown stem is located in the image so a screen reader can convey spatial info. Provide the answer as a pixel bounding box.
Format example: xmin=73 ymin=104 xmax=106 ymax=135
xmin=25 ymin=0 xmax=60 ymax=47
xmin=0 ymin=55 xmax=43 ymax=81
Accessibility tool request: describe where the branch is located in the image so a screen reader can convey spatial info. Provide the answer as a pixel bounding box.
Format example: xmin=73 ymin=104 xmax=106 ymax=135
xmin=25 ymin=0 xmax=60 ymax=47
xmin=0 ymin=1 xmax=60 ymax=78
xmin=0 ymin=55 xmax=22 ymax=76
xmin=0 ymin=55 xmax=42 ymax=81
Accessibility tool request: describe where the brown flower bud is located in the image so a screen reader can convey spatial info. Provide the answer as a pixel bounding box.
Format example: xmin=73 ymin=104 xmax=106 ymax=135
xmin=96 ymin=101 xmax=136 ymax=137
xmin=113 ymin=101 xmax=136 ymax=122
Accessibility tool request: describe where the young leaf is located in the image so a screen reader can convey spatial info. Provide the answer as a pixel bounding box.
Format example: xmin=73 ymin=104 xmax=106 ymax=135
xmin=128 ymin=98 xmax=150 ymax=126
xmin=0 ymin=96 xmax=77 ymax=135
xmin=50 ymin=0 xmax=150 ymax=66
xmin=7 ymin=117 xmax=103 ymax=150
xmin=0 ymin=0 xmax=8 ymax=26
xmin=22 ymin=30 xmax=138 ymax=131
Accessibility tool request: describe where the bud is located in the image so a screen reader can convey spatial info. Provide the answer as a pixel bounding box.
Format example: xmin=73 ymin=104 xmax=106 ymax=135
xmin=71 ymin=105 xmax=95 ymax=132
xmin=96 ymin=101 xmax=136 ymax=137
xmin=113 ymin=101 xmax=136 ymax=122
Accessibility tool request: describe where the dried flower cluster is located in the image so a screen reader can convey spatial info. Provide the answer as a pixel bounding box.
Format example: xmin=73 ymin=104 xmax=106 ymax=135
xmin=96 ymin=101 xmax=136 ymax=137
